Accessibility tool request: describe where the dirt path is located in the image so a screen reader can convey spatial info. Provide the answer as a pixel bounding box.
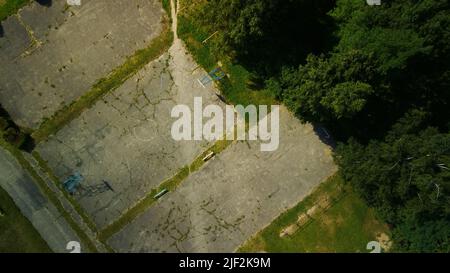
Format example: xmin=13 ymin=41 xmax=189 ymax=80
xmin=167 ymin=0 xmax=222 ymax=111
xmin=171 ymin=0 xmax=179 ymax=40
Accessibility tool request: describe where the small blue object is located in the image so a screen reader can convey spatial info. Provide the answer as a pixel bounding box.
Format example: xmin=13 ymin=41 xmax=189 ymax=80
xmin=63 ymin=172 xmax=84 ymax=194
xmin=209 ymin=67 xmax=226 ymax=81
xmin=198 ymin=67 xmax=226 ymax=87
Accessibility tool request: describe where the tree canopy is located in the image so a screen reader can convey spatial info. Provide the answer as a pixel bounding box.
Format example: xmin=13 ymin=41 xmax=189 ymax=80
xmin=335 ymin=113 xmax=450 ymax=251
xmin=271 ymin=0 xmax=450 ymax=141
xmin=198 ymin=0 xmax=336 ymax=75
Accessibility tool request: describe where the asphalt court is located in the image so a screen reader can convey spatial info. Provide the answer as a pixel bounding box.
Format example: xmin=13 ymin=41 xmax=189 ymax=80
xmin=0 ymin=0 xmax=164 ymax=129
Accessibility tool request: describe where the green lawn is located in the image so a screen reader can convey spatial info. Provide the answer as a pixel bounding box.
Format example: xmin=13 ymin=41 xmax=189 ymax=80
xmin=0 ymin=0 xmax=30 ymax=22
xmin=238 ymin=175 xmax=391 ymax=253
xmin=0 ymin=185 xmax=51 ymax=253
xmin=177 ymin=0 xmax=276 ymax=107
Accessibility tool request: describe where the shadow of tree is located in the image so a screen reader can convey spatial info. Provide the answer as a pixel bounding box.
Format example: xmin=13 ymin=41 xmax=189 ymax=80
xmin=313 ymin=123 xmax=336 ymax=149
xmin=246 ymin=74 xmax=265 ymax=91
xmin=233 ymin=0 xmax=337 ymax=78
xmin=0 ymin=23 xmax=4 ymax=38
xmin=35 ymin=0 xmax=53 ymax=7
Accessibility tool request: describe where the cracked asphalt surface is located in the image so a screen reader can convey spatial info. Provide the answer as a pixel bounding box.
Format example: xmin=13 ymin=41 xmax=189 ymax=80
xmin=0 ymin=0 xmax=164 ymax=129
xmin=36 ymin=40 xmax=225 ymax=229
xmin=108 ymin=107 xmax=336 ymax=252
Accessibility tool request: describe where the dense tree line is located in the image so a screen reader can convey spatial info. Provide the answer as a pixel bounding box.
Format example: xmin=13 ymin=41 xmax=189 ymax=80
xmin=271 ymin=0 xmax=450 ymax=141
xmin=197 ymin=0 xmax=336 ymax=75
xmin=336 ymin=110 xmax=449 ymax=251
xmin=199 ymin=0 xmax=449 ymax=251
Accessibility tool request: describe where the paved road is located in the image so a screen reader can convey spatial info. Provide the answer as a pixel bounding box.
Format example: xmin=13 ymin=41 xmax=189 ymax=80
xmin=0 ymin=147 xmax=82 ymax=253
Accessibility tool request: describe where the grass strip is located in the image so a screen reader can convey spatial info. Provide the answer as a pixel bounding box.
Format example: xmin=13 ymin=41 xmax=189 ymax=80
xmin=31 ymin=151 xmax=98 ymax=233
xmin=98 ymin=139 xmax=232 ymax=243
xmin=98 ymin=166 xmax=190 ymax=243
xmin=32 ymin=26 xmax=174 ymax=143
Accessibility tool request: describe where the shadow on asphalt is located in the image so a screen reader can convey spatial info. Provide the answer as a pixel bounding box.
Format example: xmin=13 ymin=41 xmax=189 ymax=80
xmin=313 ymin=123 xmax=336 ymax=149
